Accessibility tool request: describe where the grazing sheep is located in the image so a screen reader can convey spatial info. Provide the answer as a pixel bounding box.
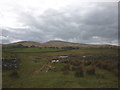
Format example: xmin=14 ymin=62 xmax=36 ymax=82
xmin=51 ymin=60 xmax=59 ymax=63
xmin=83 ymin=56 xmax=86 ymax=58
xmin=56 ymin=60 xmax=59 ymax=63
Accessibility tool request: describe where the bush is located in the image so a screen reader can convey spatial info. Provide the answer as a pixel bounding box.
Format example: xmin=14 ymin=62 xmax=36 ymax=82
xmin=72 ymin=66 xmax=77 ymax=71
xmin=9 ymin=70 xmax=19 ymax=78
xmin=71 ymin=60 xmax=83 ymax=66
xmin=96 ymin=60 xmax=117 ymax=72
xmin=77 ymin=64 xmax=84 ymax=71
xmin=61 ymin=64 xmax=70 ymax=71
xmin=75 ymin=70 xmax=84 ymax=77
xmin=84 ymin=60 xmax=91 ymax=66
xmin=96 ymin=61 xmax=107 ymax=69
xmin=86 ymin=66 xmax=96 ymax=75
xmin=71 ymin=60 xmax=79 ymax=66
xmin=74 ymin=64 xmax=84 ymax=77
xmin=96 ymin=61 xmax=104 ymax=68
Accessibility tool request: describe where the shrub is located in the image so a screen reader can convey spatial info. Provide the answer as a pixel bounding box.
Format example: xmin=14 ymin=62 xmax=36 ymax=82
xmin=102 ymin=63 xmax=108 ymax=70
xmin=84 ymin=60 xmax=91 ymax=66
xmin=96 ymin=60 xmax=118 ymax=72
xmin=61 ymin=64 xmax=70 ymax=71
xmin=70 ymin=60 xmax=83 ymax=66
xmin=72 ymin=60 xmax=79 ymax=66
xmin=75 ymin=71 xmax=84 ymax=77
xmin=76 ymin=64 xmax=84 ymax=71
xmin=86 ymin=66 xmax=96 ymax=75
xmin=72 ymin=66 xmax=77 ymax=71
xmin=96 ymin=61 xmax=108 ymax=69
xmin=9 ymin=70 xmax=19 ymax=78
xmin=64 ymin=64 xmax=70 ymax=70
xmin=75 ymin=70 xmax=84 ymax=77
xmin=96 ymin=61 xmax=104 ymax=68
xmin=74 ymin=64 xmax=84 ymax=77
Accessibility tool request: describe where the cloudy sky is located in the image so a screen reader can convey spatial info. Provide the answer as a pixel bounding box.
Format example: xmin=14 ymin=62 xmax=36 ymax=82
xmin=0 ymin=0 xmax=118 ymax=45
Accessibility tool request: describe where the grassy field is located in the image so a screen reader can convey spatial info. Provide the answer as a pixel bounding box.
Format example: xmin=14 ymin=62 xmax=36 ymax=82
xmin=2 ymin=47 xmax=119 ymax=88
xmin=3 ymin=47 xmax=64 ymax=53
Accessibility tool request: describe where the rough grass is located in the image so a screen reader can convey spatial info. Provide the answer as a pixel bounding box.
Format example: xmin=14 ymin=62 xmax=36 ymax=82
xmin=2 ymin=47 xmax=118 ymax=88
xmin=9 ymin=47 xmax=64 ymax=53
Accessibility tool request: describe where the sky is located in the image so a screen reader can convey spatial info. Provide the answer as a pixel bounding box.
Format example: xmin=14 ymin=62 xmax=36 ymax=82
xmin=0 ymin=0 xmax=119 ymax=45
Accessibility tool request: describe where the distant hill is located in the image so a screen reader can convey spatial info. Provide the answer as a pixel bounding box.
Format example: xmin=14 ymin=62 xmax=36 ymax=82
xmin=3 ymin=41 xmax=42 ymax=47
xmin=42 ymin=40 xmax=90 ymax=48
xmin=43 ymin=40 xmax=118 ymax=48
xmin=2 ymin=40 xmax=118 ymax=48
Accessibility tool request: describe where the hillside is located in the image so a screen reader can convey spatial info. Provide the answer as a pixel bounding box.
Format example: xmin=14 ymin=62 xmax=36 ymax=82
xmin=42 ymin=40 xmax=95 ymax=48
xmin=3 ymin=41 xmax=42 ymax=47
xmin=2 ymin=40 xmax=118 ymax=48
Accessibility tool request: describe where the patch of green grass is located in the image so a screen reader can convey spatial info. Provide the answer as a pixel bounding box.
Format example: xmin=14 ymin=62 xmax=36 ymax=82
xmin=2 ymin=52 xmax=16 ymax=59
xmin=3 ymin=47 xmax=64 ymax=53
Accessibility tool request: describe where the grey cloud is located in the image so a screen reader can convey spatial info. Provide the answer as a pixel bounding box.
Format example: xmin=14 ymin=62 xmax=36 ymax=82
xmin=1 ymin=2 xmax=118 ymax=45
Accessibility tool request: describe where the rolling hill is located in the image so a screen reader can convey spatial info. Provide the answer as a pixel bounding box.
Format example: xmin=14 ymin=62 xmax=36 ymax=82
xmin=2 ymin=40 xmax=118 ymax=48
xmin=3 ymin=41 xmax=43 ymax=47
xmin=42 ymin=40 xmax=93 ymax=48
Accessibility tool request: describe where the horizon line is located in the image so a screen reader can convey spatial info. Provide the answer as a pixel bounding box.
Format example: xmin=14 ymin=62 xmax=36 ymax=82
xmin=1 ymin=40 xmax=119 ymax=46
